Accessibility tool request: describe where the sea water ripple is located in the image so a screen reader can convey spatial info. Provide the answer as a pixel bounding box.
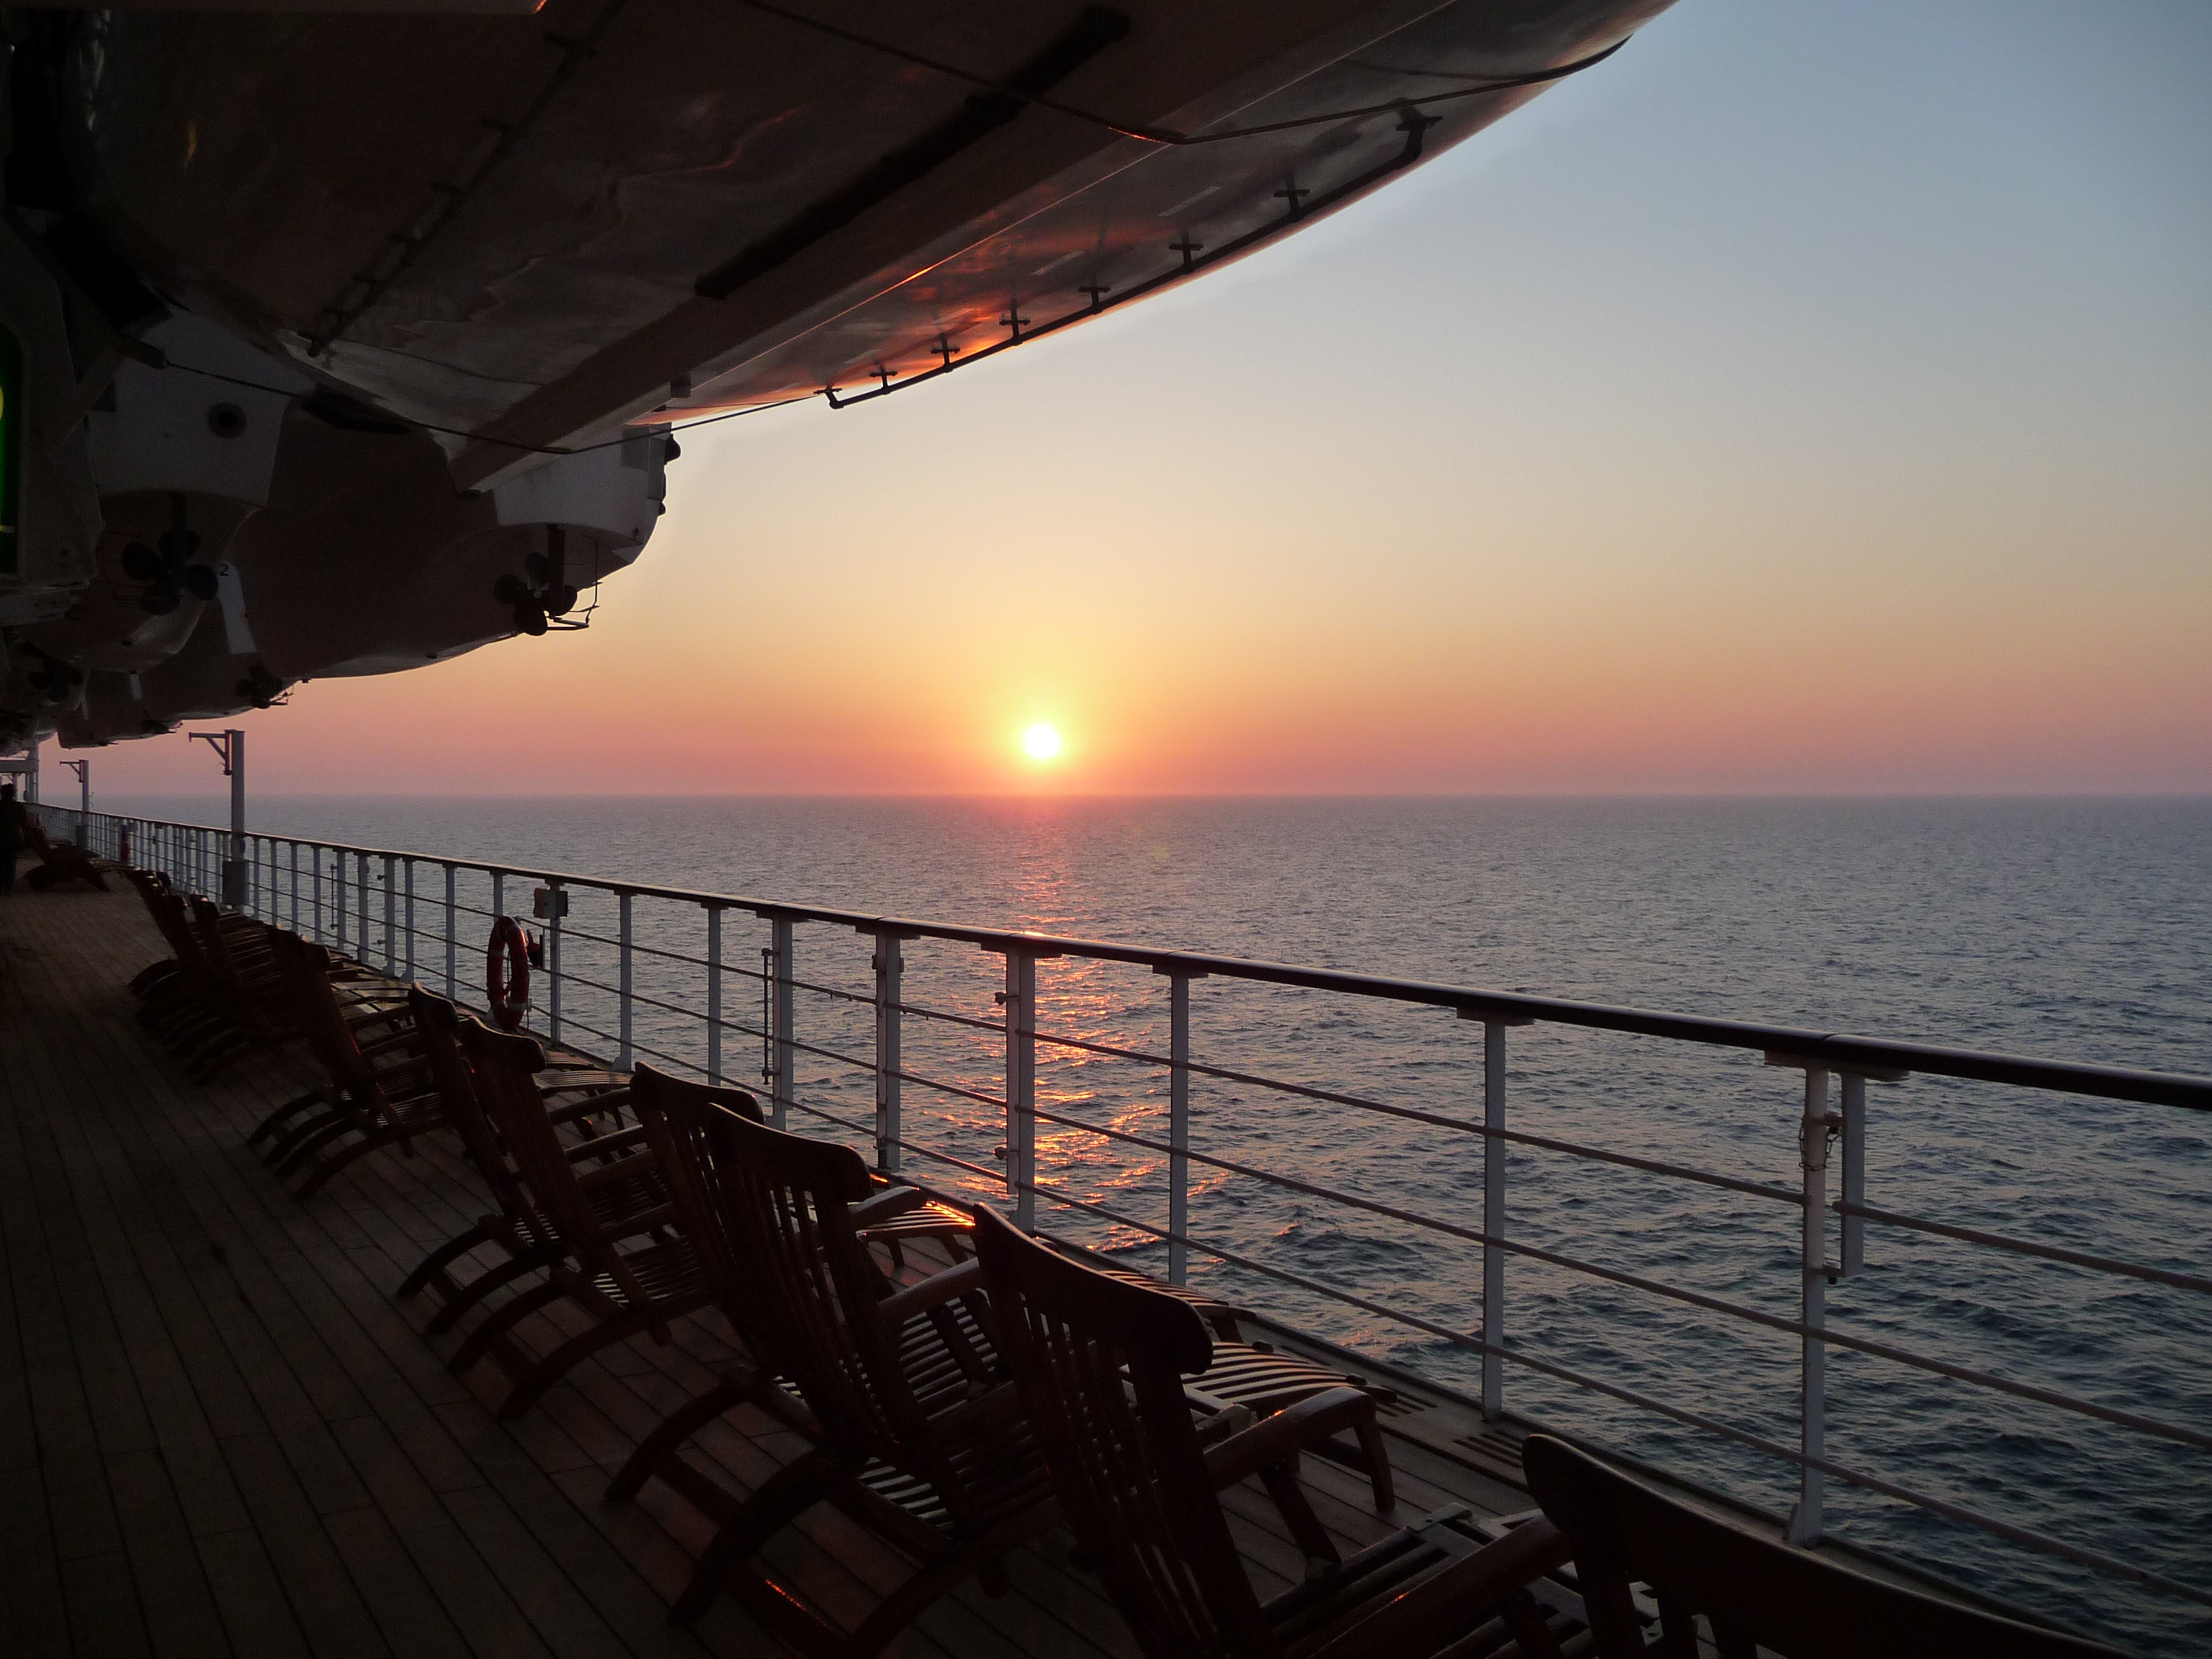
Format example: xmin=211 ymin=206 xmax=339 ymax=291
xmin=110 ymin=793 xmax=2212 ymax=1653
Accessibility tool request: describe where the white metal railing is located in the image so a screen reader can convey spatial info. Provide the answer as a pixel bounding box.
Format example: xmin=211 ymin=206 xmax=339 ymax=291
xmin=47 ymin=803 xmax=2212 ymax=1637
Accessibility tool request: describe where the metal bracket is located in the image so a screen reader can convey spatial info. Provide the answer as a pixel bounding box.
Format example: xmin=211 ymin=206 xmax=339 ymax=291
xmin=188 ymin=730 xmax=235 ymax=776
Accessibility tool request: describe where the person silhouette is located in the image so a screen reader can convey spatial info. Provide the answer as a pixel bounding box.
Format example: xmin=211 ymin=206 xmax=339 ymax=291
xmin=0 ymin=781 xmax=26 ymax=896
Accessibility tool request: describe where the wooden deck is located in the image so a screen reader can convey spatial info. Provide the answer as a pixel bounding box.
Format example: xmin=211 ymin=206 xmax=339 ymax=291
xmin=0 ymin=874 xmax=1541 ymax=1658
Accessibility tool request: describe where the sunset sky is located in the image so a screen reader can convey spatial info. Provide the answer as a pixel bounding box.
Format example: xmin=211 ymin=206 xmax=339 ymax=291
xmin=77 ymin=0 xmax=2212 ymax=797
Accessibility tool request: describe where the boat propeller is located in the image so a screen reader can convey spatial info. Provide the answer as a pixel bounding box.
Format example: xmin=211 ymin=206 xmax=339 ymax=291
xmin=123 ymin=498 xmax=221 ymax=614
xmin=492 ymin=539 xmax=582 ymax=636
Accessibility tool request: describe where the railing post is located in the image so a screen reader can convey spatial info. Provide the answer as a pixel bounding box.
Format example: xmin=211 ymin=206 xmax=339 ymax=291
xmin=705 ymin=905 xmax=724 ymax=1084
xmin=871 ymin=926 xmax=906 ymax=1175
xmin=1153 ymin=967 xmax=1205 ymax=1286
xmin=317 ymin=846 xmax=331 ymax=947
xmin=443 ymin=865 xmax=458 ymax=997
xmin=382 ymin=854 xmax=397 ymax=974
xmin=547 ymin=881 xmax=565 ymax=1046
xmin=1001 ymin=947 xmax=1038 ymax=1232
xmin=1840 ymin=1073 xmax=1867 ymax=1278
xmin=768 ymin=915 xmax=794 ymax=1130
xmin=616 ymin=891 xmax=634 ymax=1069
xmin=1785 ymin=1061 xmax=1834 ymax=1545
xmin=289 ymin=843 xmax=300 ymax=931
xmin=402 ymin=860 xmax=416 ymax=982
xmin=1459 ymin=1009 xmax=1532 ymax=1420
xmin=356 ymin=851 xmax=371 ymax=961
xmin=1484 ymin=1020 xmax=1510 ymax=1420
xmin=222 ymin=728 xmax=246 ymax=908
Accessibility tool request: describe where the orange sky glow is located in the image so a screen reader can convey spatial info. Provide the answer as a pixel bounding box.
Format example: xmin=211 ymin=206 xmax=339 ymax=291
xmin=67 ymin=1 xmax=2212 ymax=801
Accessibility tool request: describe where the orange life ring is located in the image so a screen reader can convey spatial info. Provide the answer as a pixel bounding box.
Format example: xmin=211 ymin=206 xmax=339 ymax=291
xmin=487 ymin=915 xmax=530 ymax=1030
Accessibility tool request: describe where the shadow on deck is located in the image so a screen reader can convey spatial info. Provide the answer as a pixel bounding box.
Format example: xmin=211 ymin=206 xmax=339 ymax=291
xmin=0 ymin=878 xmax=1537 ymax=1658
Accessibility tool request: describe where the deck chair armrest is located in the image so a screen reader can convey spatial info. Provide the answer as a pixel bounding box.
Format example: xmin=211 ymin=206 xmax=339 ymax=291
xmin=564 ymin=1124 xmax=651 ymax=1161
xmin=539 ymin=1071 xmax=629 ymax=1091
xmin=543 ymin=1082 xmax=631 ymax=1114
xmin=874 ymin=1256 xmax=984 ymax=1328
xmin=572 ymin=1148 xmax=661 ymax=1188
xmin=1201 ymin=1386 xmax=1374 ymax=1490
xmin=1300 ymin=1517 xmax=1571 ymax=1659
xmin=849 ymin=1185 xmax=928 ymax=1228
xmin=927 ymin=1377 xmax=1029 ymax=1438
xmin=604 ymin=1201 xmax=679 ymax=1237
xmin=343 ymin=1008 xmax=414 ymax=1040
xmin=358 ymin=1029 xmax=424 ymax=1060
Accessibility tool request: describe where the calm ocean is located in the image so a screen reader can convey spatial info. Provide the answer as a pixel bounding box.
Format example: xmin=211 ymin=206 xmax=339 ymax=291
xmin=101 ymin=794 xmax=2212 ymax=1651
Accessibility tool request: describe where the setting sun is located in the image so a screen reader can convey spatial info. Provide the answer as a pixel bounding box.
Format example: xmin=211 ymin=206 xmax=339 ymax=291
xmin=1021 ymin=723 xmax=1064 ymax=762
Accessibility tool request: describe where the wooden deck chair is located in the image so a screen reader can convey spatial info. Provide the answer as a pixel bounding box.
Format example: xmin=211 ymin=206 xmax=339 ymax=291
xmin=1053 ymin=1246 xmax=1399 ymax=1512
xmin=618 ymin=1087 xmax=1052 ymax=1653
xmin=122 ymin=875 xmax=267 ymax=1066
xmin=262 ymin=932 xmax=448 ymax=1196
xmin=446 ymin=1018 xmax=714 ymax=1418
xmin=184 ymin=895 xmax=309 ymax=1061
xmin=971 ymin=1206 xmax=1577 ymax=1659
xmin=239 ymin=940 xmax=422 ymax=1155
xmin=175 ymin=895 xmax=405 ymax=1091
xmin=396 ymin=988 xmax=646 ymax=1334
xmin=120 ymin=868 xmax=188 ymax=998
xmin=20 ymin=818 xmax=108 ymax=891
xmin=1520 ymin=1435 xmax=2129 ymax=1659
xmin=605 ymin=1062 xmax=983 ymax=1518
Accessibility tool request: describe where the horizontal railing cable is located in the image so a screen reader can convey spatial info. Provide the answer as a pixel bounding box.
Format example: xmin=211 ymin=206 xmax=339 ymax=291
xmin=1018 ymin=1024 xmax=1813 ymax=1206
xmin=1838 ymin=1202 xmax=2212 ymax=1297
xmin=1016 ymin=1103 xmax=2212 ymax=1452
xmin=94 ymin=810 xmax=2211 ymax=1110
xmin=1019 ymin=1193 xmax=2212 ymax=1610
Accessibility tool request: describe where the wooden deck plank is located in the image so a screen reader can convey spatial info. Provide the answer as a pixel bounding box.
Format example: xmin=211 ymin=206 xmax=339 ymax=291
xmin=1 ymin=881 xmax=1542 ymax=1659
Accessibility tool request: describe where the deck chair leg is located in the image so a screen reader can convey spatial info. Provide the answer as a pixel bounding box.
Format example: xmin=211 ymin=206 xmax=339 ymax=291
xmin=842 ymin=1509 xmax=1051 ymax=1659
xmin=669 ymin=1453 xmax=838 ymax=1624
xmin=186 ymin=1031 xmax=252 ymax=1082
xmin=289 ymin=1128 xmax=391 ymax=1197
xmin=1354 ymin=1416 xmax=1396 ymax=1512
xmin=424 ymin=1248 xmax=553 ymax=1336
xmin=496 ymin=1304 xmax=667 ymax=1419
xmin=606 ymin=1369 xmax=764 ymax=1503
xmin=1258 ymin=1458 xmax=1340 ymax=1569
xmin=249 ymin=1085 xmax=331 ymax=1146
xmin=264 ymin=1103 xmax=350 ymax=1166
xmin=1505 ymin=1590 xmax=1570 ymax=1659
xmin=398 ymin=1219 xmax=499 ymax=1297
xmin=272 ymin=1103 xmax=369 ymax=1173
xmin=448 ymin=1278 xmax=569 ymax=1375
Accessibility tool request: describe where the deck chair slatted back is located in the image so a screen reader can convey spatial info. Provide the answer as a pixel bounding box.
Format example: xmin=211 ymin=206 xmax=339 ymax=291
xmin=972 ymin=1206 xmax=1275 ymax=1658
xmin=130 ymin=873 xmax=202 ymax=964
xmin=186 ymin=897 xmax=274 ymax=1030
xmin=273 ymin=931 xmax=385 ymax=1102
xmin=152 ymin=888 xmax=223 ymax=990
xmin=1521 ymin=1435 xmax=2129 ymax=1659
xmin=406 ymin=988 xmax=553 ymax=1250
xmin=681 ymin=1102 xmax=910 ymax=1452
xmin=457 ymin=1018 xmax=661 ymax=1315
xmin=628 ymin=1063 xmax=762 ymax=1301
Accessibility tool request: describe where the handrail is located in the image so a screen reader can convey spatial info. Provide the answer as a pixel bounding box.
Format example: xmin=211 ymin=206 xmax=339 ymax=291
xmin=56 ymin=807 xmax=2212 ymax=1111
xmin=59 ymin=800 xmax=2212 ymax=1628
